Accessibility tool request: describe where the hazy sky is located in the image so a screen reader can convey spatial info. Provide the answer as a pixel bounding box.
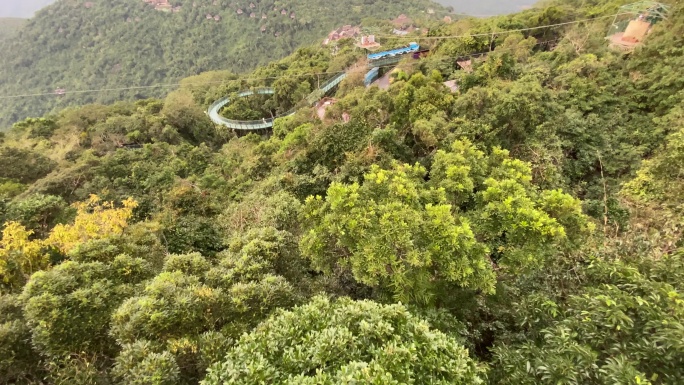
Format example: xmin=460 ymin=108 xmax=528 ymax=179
xmin=433 ymin=0 xmax=538 ymax=15
xmin=0 ymin=0 xmax=56 ymax=18
xmin=0 ymin=0 xmax=537 ymax=19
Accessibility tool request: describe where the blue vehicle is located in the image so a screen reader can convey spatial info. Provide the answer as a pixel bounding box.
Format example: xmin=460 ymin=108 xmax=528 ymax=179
xmin=367 ymin=42 xmax=419 ymax=61
xmin=364 ymin=67 xmax=380 ymax=86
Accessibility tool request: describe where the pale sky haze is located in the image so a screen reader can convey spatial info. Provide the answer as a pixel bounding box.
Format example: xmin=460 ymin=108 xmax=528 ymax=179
xmin=0 ymin=0 xmax=57 ymax=18
xmin=0 ymin=0 xmax=537 ymax=19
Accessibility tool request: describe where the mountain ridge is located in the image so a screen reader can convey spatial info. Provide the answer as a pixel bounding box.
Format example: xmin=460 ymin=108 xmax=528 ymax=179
xmin=0 ymin=0 xmax=446 ymax=128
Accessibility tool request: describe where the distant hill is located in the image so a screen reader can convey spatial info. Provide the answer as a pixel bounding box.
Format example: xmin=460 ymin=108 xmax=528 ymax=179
xmin=0 ymin=0 xmax=446 ymax=128
xmin=0 ymin=18 xmax=26 ymax=40
xmin=0 ymin=0 xmax=56 ymax=18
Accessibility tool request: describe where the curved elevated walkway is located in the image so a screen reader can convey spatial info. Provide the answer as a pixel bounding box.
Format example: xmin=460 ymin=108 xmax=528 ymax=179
xmin=208 ymin=73 xmax=347 ymax=131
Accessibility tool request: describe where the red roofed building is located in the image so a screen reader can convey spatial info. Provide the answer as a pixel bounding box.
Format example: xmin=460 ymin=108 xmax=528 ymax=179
xmin=391 ymin=14 xmax=413 ymax=28
xmin=325 ymin=25 xmax=360 ymax=44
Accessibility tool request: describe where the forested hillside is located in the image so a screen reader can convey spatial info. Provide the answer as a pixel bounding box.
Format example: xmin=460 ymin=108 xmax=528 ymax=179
xmin=0 ymin=0 xmax=446 ymax=128
xmin=1 ymin=0 xmax=683 ymax=384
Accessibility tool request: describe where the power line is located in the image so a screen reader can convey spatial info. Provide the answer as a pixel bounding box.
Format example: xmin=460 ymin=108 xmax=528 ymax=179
xmin=0 ymin=12 xmax=609 ymax=101
xmin=0 ymin=70 xmax=347 ymax=100
xmin=367 ymin=37 xmax=562 ymax=72
xmin=0 ymin=37 xmax=561 ymax=101
xmin=369 ymin=12 xmax=626 ymax=40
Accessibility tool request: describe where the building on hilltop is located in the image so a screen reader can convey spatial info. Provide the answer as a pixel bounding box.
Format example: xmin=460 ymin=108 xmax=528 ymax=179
xmin=360 ymin=35 xmax=375 ymax=45
xmin=456 ymin=59 xmax=472 ymax=73
xmin=324 ymin=25 xmax=360 ymax=45
xmin=391 ymin=14 xmax=416 ymax=36
xmin=391 ymin=14 xmax=413 ymax=28
xmin=356 ymin=35 xmax=380 ymax=49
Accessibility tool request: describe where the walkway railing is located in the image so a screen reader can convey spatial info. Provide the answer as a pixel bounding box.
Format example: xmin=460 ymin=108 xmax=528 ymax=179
xmin=208 ymin=73 xmax=347 ymax=131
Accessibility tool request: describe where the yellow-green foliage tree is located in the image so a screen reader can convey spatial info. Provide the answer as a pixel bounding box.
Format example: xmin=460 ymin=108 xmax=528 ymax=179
xmin=0 ymin=223 xmax=46 ymax=292
xmin=45 ymin=195 xmax=138 ymax=255
xmin=1 ymin=195 xmax=138 ymax=292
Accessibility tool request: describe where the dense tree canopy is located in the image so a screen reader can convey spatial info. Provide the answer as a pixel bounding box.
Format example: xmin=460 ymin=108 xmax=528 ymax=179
xmin=0 ymin=0 xmax=682 ymax=383
xmin=203 ymin=296 xmax=484 ymax=384
xmin=491 ymin=253 xmax=684 ymax=385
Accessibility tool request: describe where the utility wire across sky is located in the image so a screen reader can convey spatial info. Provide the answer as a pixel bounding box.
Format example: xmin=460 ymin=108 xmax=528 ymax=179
xmin=0 ymin=13 xmax=618 ymax=101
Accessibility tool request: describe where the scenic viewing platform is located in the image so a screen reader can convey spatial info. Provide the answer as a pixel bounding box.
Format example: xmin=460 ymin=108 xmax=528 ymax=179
xmin=207 ymin=72 xmax=347 ymax=131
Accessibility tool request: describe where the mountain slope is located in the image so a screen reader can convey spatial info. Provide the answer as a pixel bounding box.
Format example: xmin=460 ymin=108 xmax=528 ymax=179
xmin=0 ymin=0 xmax=445 ymax=128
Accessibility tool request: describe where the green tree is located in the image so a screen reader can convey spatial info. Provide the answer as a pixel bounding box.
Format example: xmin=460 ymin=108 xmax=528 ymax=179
xmin=301 ymin=162 xmax=495 ymax=304
xmin=0 ymin=147 xmax=56 ymax=184
xmin=162 ymin=91 xmax=216 ymax=146
xmin=5 ymin=193 xmax=67 ymax=238
xmin=301 ymin=141 xmax=591 ymax=304
xmin=111 ymin=232 xmax=301 ymax=384
xmin=12 ymin=117 xmax=58 ymax=139
xmin=622 ymin=115 xmax=684 ymax=217
xmin=0 ymin=294 xmax=43 ymax=384
xmin=203 ymin=296 xmax=484 ymax=384
xmin=113 ymin=340 xmax=181 ymax=385
xmin=21 ymin=255 xmax=153 ymax=358
xmin=429 ymin=140 xmax=592 ymax=269
xmin=491 ymin=252 xmax=684 ymax=385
